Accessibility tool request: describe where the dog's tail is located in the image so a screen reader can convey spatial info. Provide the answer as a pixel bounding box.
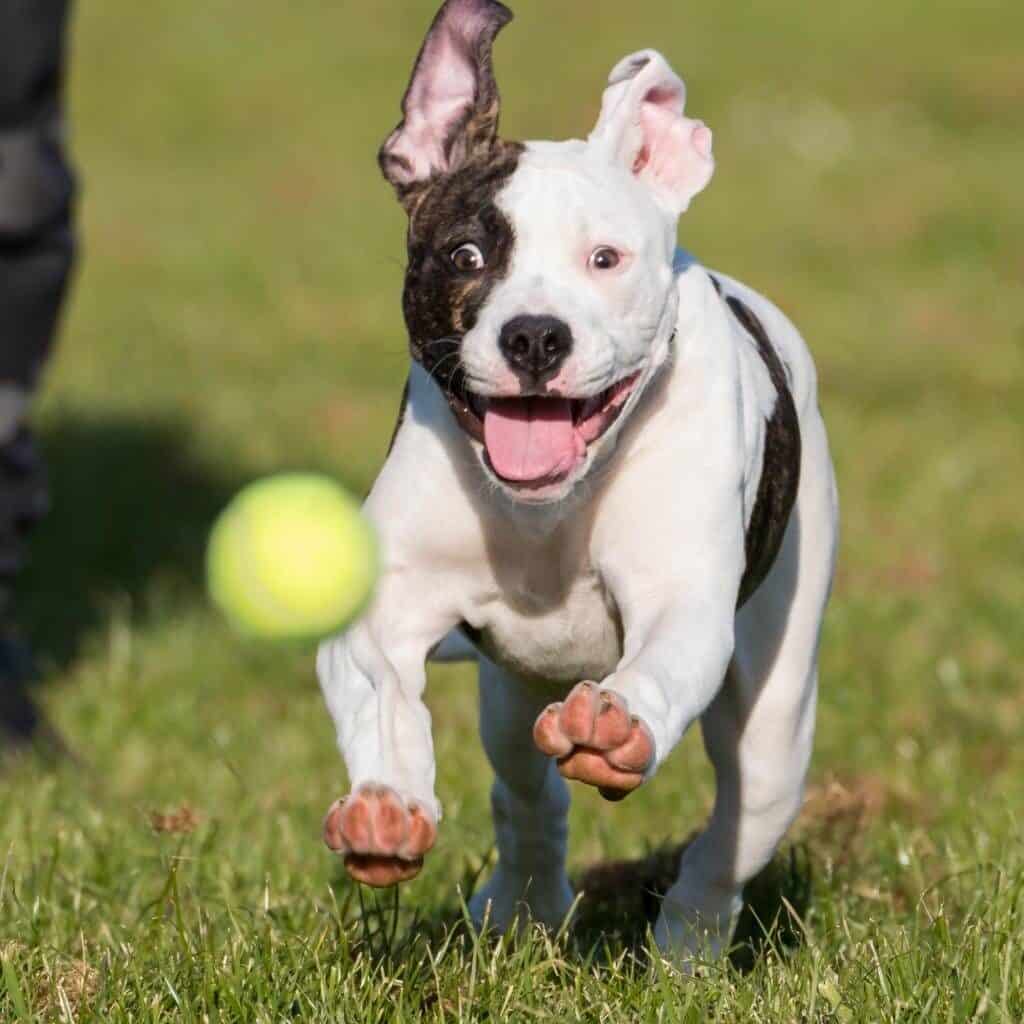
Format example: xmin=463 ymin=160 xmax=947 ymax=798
xmin=429 ymin=629 xmax=479 ymax=664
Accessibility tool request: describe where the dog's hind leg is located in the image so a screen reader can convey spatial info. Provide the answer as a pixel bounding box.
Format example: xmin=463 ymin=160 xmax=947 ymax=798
xmin=655 ymin=414 xmax=838 ymax=964
xmin=429 ymin=629 xmax=480 ymax=664
xmin=470 ymin=656 xmax=575 ymax=932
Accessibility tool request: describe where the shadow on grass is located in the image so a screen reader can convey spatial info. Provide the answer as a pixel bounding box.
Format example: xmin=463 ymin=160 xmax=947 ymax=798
xmin=16 ymin=412 xmax=242 ymax=669
xmin=2 ymin=412 xmax=247 ymax=756
xmin=336 ymin=840 xmax=813 ymax=975
xmin=570 ymin=840 xmax=812 ymax=972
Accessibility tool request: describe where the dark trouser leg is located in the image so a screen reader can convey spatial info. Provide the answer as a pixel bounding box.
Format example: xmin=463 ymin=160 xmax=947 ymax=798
xmin=0 ymin=0 xmax=76 ymax=746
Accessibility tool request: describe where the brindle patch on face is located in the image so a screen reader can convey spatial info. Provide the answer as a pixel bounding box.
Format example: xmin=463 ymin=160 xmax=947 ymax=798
xmin=400 ymin=142 xmax=523 ymax=400
xmin=708 ymin=276 xmax=802 ymax=608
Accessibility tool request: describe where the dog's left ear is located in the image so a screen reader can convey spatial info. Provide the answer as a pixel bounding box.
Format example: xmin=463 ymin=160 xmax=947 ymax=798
xmin=379 ymin=0 xmax=513 ymax=207
xmin=588 ymin=49 xmax=714 ymax=217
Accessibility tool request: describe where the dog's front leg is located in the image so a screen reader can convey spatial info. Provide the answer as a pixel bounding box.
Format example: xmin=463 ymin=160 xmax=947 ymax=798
xmin=533 ymin=592 xmax=735 ymax=800
xmin=317 ymin=587 xmax=454 ymax=887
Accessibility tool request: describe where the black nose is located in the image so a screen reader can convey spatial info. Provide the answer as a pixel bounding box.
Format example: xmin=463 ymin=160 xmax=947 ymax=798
xmin=498 ymin=315 xmax=573 ymax=383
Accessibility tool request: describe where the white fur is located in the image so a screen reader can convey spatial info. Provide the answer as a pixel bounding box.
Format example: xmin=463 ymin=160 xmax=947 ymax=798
xmin=462 ymin=141 xmax=678 ymax=396
xmin=318 ymin=49 xmax=838 ymax=965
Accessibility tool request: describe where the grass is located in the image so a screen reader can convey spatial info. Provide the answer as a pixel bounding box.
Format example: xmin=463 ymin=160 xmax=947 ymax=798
xmin=2 ymin=0 xmax=1023 ymax=1019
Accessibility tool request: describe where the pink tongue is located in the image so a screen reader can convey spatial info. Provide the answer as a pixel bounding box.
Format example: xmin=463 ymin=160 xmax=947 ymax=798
xmin=483 ymin=397 xmax=584 ymax=483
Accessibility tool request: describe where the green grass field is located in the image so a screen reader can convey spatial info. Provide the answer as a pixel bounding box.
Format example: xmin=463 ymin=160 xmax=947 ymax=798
xmin=2 ymin=0 xmax=1023 ymax=1019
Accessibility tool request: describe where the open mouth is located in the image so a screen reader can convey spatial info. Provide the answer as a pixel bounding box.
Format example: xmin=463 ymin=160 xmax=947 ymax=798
xmin=448 ymin=374 xmax=641 ymax=487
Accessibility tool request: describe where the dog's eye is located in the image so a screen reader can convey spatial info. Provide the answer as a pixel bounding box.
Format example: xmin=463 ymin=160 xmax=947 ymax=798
xmin=589 ymin=246 xmax=622 ymax=271
xmin=450 ymin=243 xmax=485 ymax=272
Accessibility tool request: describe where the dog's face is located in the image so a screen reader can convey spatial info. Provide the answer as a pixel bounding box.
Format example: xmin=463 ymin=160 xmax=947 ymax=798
xmin=381 ymin=0 xmax=714 ymax=504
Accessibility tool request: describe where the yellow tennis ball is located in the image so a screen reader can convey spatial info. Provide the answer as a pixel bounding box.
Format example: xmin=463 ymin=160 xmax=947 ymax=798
xmin=207 ymin=473 xmax=377 ymax=641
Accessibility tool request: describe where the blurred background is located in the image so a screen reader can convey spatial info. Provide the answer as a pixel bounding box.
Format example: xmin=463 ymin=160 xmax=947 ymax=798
xmin=1 ymin=0 xmax=1022 ymax=1016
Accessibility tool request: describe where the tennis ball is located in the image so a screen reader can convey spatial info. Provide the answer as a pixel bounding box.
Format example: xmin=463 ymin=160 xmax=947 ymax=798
xmin=207 ymin=473 xmax=378 ymax=641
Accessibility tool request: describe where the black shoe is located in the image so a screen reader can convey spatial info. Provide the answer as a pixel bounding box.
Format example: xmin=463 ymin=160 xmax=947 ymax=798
xmin=0 ymin=630 xmax=68 ymax=761
xmin=0 ymin=424 xmax=65 ymax=760
xmin=0 ymin=630 xmax=41 ymax=748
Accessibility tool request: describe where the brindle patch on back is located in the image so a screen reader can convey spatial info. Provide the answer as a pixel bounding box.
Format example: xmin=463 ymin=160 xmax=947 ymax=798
xmin=386 ymin=377 xmax=410 ymax=457
xmin=710 ymin=276 xmax=802 ymax=607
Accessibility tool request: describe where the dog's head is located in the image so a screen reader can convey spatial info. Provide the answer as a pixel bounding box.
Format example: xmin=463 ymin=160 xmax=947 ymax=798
xmin=381 ymin=0 xmax=714 ymax=504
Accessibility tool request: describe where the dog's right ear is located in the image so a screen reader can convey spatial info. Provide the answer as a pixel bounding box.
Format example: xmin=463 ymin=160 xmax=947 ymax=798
xmin=379 ymin=0 xmax=513 ymax=207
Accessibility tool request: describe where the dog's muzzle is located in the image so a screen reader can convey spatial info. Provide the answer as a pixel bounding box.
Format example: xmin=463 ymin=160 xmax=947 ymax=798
xmin=447 ymin=372 xmax=642 ymax=490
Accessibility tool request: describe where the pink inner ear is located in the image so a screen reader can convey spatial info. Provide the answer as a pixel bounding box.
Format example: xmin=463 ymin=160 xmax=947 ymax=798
xmin=406 ymin=33 xmax=478 ymax=133
xmin=637 ymin=100 xmax=714 ymax=209
xmin=388 ymin=35 xmax=478 ymax=182
xmin=644 ymin=84 xmax=684 ymax=110
xmin=632 ymin=145 xmax=651 ymax=174
xmin=393 ymin=38 xmax=477 ymax=180
xmin=381 ymin=0 xmax=513 ymax=190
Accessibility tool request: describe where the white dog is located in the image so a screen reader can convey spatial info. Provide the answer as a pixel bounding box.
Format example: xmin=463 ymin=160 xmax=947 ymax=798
xmin=317 ymin=0 xmax=838 ymax=962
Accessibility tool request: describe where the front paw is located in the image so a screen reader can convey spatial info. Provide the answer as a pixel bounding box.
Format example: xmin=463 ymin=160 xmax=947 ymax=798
xmin=322 ymin=784 xmax=437 ymax=887
xmin=532 ymin=681 xmax=654 ymax=801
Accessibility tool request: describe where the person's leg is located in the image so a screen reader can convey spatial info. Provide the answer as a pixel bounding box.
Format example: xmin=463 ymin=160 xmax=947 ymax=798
xmin=0 ymin=0 xmax=76 ymax=750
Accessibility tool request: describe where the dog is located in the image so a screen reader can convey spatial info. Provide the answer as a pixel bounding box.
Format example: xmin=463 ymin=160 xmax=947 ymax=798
xmin=317 ymin=0 xmax=838 ymax=963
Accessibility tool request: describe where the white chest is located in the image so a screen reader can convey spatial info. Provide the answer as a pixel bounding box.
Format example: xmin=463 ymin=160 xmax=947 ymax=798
xmin=468 ymin=552 xmax=624 ymax=686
